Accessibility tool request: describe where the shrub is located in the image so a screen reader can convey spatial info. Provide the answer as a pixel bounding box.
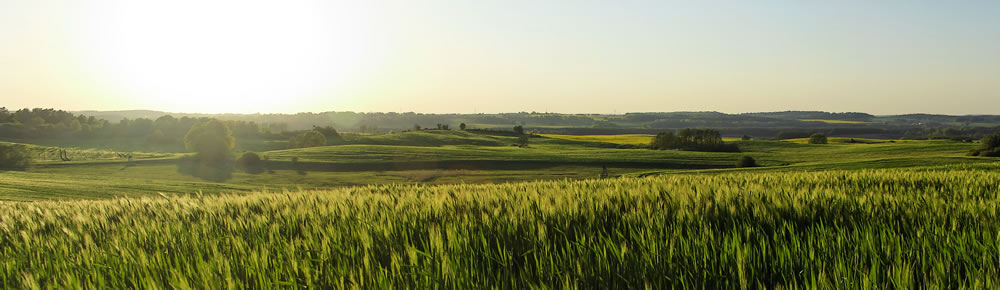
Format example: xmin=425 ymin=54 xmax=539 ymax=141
xmin=970 ymin=133 xmax=1000 ymax=157
xmin=0 ymin=144 xmax=32 ymax=170
xmin=808 ymin=133 xmax=828 ymax=144
xmin=237 ymin=152 xmax=266 ymax=174
xmin=737 ymin=156 xmax=757 ymax=167
xmin=517 ymin=135 xmax=529 ymax=148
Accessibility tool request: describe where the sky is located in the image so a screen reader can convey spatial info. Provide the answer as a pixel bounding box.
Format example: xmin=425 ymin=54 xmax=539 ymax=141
xmin=1 ymin=0 xmax=998 ymax=115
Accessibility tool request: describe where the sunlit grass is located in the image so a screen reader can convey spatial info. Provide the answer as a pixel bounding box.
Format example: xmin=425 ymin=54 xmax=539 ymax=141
xmin=3 ymin=163 xmax=1000 ymax=288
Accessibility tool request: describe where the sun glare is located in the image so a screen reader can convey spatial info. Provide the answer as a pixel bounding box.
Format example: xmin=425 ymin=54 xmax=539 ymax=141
xmin=77 ymin=1 xmax=377 ymax=113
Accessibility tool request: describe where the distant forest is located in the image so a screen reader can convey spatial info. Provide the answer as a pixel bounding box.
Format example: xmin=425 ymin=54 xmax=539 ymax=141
xmin=3 ymin=108 xmax=1000 ymax=144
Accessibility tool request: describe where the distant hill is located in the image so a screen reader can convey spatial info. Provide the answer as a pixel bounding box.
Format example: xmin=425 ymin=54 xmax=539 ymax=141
xmin=58 ymin=109 xmax=1000 ymax=139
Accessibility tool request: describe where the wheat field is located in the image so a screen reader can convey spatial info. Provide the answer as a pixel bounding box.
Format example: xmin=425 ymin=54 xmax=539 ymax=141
xmin=3 ymin=163 xmax=1000 ymax=288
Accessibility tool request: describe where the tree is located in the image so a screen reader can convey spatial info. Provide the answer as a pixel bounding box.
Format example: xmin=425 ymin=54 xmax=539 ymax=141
xmin=0 ymin=144 xmax=32 ymax=170
xmin=513 ymin=125 xmax=524 ymax=135
xmin=650 ymin=128 xmax=739 ymax=152
xmin=289 ymin=130 xmax=327 ymax=149
xmin=737 ymin=156 xmax=757 ymax=167
xmin=459 ymin=123 xmax=467 ymax=130
xmin=178 ymin=120 xmax=235 ymax=181
xmin=970 ymin=132 xmax=1000 ymax=157
xmin=312 ymin=126 xmax=344 ymax=143
xmin=808 ymin=133 xmax=828 ymax=144
xmin=517 ymin=135 xmax=530 ymax=147
xmin=741 ymin=135 xmax=752 ymax=140
xmin=414 ymin=124 xmax=422 ymax=131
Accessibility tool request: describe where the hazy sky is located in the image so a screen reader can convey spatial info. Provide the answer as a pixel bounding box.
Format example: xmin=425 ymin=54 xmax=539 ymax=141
xmin=1 ymin=0 xmax=998 ymax=115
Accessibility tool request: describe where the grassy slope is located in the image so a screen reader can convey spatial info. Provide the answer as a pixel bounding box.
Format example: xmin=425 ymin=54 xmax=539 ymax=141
xmin=5 ymin=164 xmax=1000 ymax=288
xmin=0 ymin=131 xmax=989 ymax=201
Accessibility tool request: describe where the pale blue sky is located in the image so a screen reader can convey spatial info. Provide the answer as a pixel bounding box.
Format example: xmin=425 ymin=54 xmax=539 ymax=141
xmin=1 ymin=0 xmax=998 ymax=114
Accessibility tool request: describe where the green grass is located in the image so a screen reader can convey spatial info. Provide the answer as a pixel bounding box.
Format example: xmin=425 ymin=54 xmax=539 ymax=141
xmin=4 ymin=164 xmax=1000 ymax=287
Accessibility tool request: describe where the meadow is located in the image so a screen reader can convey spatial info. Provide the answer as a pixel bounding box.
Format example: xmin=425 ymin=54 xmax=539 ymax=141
xmin=3 ymin=164 xmax=1000 ymax=288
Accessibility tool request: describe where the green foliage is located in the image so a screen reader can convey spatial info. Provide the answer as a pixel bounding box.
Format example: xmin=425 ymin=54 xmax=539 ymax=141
xmin=236 ymin=152 xmax=266 ymax=174
xmin=737 ymin=155 xmax=756 ymax=167
xmin=0 ymin=143 xmax=32 ymax=170
xmin=312 ymin=126 xmax=343 ymax=143
xmin=969 ymin=132 xmax=1000 ymax=157
xmin=184 ymin=120 xmax=235 ymax=155
xmin=180 ymin=120 xmax=236 ymax=181
xmin=6 ymin=167 xmax=1000 ymax=287
xmin=288 ymin=130 xmax=327 ymax=149
xmin=650 ymin=128 xmax=739 ymax=152
xmin=517 ymin=135 xmax=529 ymax=147
xmin=459 ymin=123 xmax=467 ymax=130
xmin=513 ymin=125 xmax=524 ymax=135
xmin=808 ymin=133 xmax=828 ymax=144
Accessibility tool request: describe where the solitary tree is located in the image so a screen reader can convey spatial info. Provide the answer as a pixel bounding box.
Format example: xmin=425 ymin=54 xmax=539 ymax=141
xmin=808 ymin=133 xmax=828 ymax=144
xmin=179 ymin=119 xmax=235 ymax=181
xmin=459 ymin=123 xmax=467 ymax=130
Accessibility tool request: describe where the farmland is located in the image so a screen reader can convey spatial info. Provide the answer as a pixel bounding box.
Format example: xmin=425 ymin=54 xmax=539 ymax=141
xmin=2 ymin=129 xmax=999 ymax=288
xmin=4 ymin=164 xmax=1000 ymax=288
xmin=0 ymin=130 xmax=987 ymax=200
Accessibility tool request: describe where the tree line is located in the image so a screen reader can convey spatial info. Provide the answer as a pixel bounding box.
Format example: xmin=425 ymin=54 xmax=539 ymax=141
xmin=649 ymin=128 xmax=740 ymax=152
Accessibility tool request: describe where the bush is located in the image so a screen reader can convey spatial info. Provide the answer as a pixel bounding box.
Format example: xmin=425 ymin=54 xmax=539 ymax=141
xmin=737 ymin=156 xmax=757 ymax=167
xmin=969 ymin=133 xmax=1000 ymax=157
xmin=808 ymin=133 xmax=828 ymax=144
xmin=236 ymin=152 xmax=266 ymax=174
xmin=0 ymin=144 xmax=32 ymax=170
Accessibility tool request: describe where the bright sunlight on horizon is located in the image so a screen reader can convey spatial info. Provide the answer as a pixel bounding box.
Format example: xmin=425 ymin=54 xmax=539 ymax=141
xmin=2 ymin=0 xmax=999 ymax=115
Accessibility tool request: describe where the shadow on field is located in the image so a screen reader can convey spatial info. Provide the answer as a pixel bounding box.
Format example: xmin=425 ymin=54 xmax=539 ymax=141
xmin=263 ymin=160 xmax=730 ymax=172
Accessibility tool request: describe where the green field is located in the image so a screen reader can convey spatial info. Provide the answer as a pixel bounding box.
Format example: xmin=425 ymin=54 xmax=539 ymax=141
xmin=4 ymin=164 xmax=1000 ymax=288
xmin=0 ymin=130 xmax=987 ymax=200
xmin=2 ymin=129 xmax=999 ymax=287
